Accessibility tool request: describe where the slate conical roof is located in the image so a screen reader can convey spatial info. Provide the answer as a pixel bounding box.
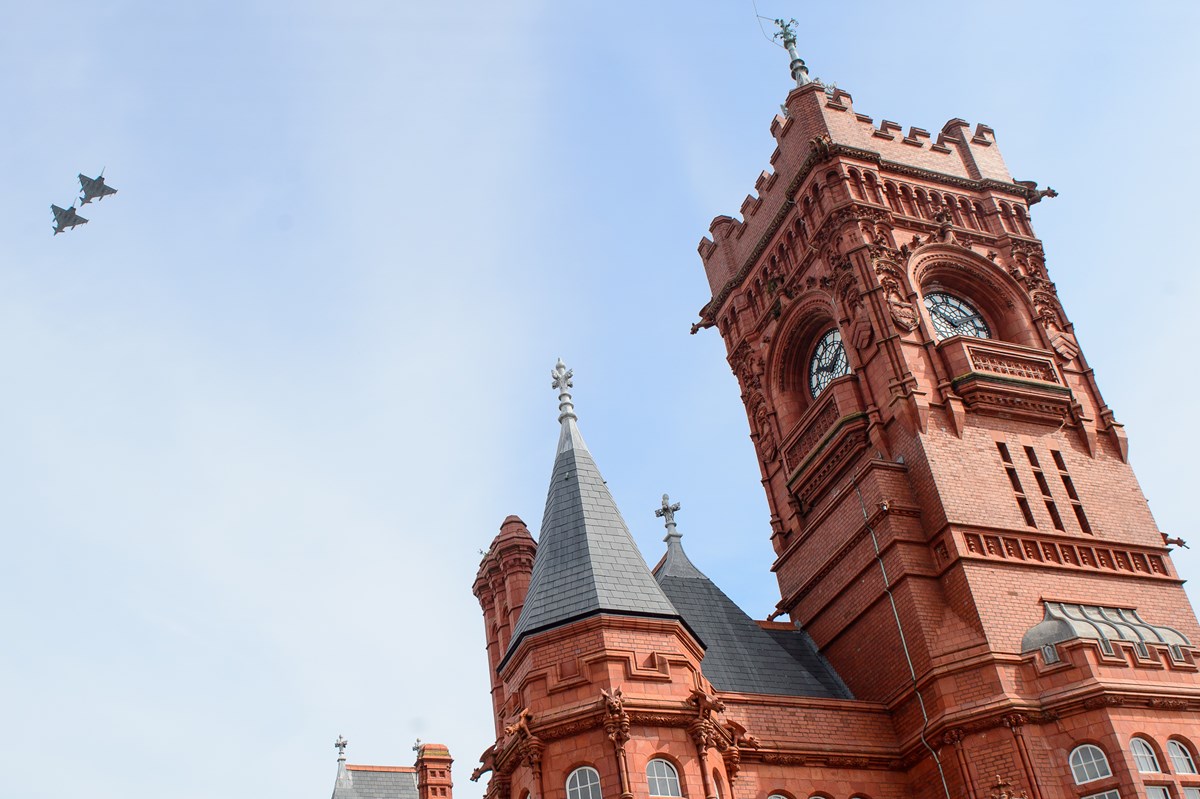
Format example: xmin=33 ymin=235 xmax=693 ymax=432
xmin=503 ymin=362 xmax=681 ymax=663
xmin=654 ymin=529 xmax=851 ymax=699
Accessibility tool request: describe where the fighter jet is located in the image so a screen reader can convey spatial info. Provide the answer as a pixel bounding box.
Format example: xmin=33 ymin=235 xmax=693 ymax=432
xmin=51 ymin=204 xmax=88 ymax=235
xmin=78 ymin=171 xmax=117 ymax=204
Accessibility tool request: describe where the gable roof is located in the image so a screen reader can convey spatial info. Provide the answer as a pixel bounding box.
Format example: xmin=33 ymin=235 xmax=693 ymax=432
xmin=654 ymin=534 xmax=851 ymax=699
xmin=332 ymin=764 xmax=419 ymax=799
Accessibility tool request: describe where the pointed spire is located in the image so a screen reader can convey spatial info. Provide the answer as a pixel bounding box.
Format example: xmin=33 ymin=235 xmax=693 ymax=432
xmin=773 ymin=18 xmax=812 ymax=87
xmin=502 ymin=361 xmax=680 ymax=665
xmin=654 ymin=495 xmax=705 ymax=580
xmin=332 ymin=735 xmax=356 ymax=799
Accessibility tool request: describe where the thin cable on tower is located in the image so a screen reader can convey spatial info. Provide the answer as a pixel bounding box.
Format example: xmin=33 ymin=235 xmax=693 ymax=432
xmin=750 ymin=0 xmax=786 ymax=47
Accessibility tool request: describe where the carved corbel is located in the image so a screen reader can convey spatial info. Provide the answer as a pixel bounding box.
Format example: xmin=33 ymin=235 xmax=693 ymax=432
xmin=1002 ymin=715 xmax=1043 ymax=799
xmin=601 ymin=688 xmax=634 ymax=799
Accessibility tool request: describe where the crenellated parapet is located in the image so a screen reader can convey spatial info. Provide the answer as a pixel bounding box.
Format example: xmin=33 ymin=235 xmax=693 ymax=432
xmin=694 ymin=83 xmax=1046 ymax=335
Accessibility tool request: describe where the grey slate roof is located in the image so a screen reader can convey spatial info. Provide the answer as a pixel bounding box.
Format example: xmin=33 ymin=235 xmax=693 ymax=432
xmin=332 ymin=763 xmax=419 ymax=799
xmin=654 ymin=536 xmax=852 ymax=699
xmin=503 ymin=415 xmax=681 ymax=662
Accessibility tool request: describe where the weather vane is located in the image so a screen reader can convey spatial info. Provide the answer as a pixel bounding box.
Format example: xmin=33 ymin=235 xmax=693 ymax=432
xmin=773 ymin=18 xmax=812 ymax=87
xmin=335 ymin=735 xmax=349 ymax=758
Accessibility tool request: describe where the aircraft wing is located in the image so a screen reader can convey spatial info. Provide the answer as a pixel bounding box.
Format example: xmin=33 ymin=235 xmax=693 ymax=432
xmin=78 ymin=175 xmax=95 ymax=191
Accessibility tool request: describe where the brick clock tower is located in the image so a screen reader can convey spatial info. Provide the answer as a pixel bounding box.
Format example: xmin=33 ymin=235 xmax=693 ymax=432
xmin=471 ymin=22 xmax=1200 ymax=799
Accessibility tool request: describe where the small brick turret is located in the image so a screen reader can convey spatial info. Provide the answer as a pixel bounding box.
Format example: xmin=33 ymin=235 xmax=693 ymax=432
xmin=416 ymin=743 xmax=454 ymax=799
xmin=473 ymin=515 xmax=536 ymax=736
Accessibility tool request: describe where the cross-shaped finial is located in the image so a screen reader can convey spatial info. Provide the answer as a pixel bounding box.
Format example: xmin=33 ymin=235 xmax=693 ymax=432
xmin=551 ymin=359 xmax=576 ymax=422
xmin=656 ymin=493 xmax=682 ymax=542
xmin=335 ymin=735 xmax=349 ymax=758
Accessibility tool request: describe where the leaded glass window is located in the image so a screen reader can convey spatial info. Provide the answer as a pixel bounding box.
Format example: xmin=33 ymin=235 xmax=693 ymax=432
xmin=568 ymin=767 xmax=603 ymax=799
xmin=808 ymin=328 xmax=850 ymax=398
xmin=647 ymin=760 xmax=682 ymax=797
xmin=1132 ymin=738 xmax=1161 ymax=773
xmin=1071 ymin=744 xmax=1113 ymax=784
xmin=1169 ymin=741 xmax=1198 ymax=774
xmin=922 ymin=291 xmax=991 ymax=340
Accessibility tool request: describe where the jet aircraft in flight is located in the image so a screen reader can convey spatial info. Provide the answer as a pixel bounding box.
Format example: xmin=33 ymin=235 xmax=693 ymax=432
xmin=51 ymin=204 xmax=88 ymax=235
xmin=78 ymin=172 xmax=117 ymax=204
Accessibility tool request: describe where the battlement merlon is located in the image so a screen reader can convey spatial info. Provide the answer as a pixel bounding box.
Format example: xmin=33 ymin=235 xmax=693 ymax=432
xmin=695 ymin=82 xmax=1026 ymax=307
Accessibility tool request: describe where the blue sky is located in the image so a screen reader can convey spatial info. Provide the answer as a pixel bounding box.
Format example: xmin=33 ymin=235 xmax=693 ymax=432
xmin=2 ymin=3 xmax=1198 ymax=798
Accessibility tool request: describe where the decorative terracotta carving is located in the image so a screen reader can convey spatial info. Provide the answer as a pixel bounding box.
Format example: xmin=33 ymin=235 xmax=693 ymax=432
xmin=880 ymin=274 xmax=918 ymax=331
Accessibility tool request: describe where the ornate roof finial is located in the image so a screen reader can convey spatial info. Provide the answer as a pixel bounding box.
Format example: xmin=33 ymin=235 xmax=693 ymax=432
xmin=773 ymin=18 xmax=811 ymax=87
xmin=656 ymin=493 xmax=682 ymax=543
xmin=335 ymin=735 xmax=349 ymax=760
xmin=413 ymin=737 xmax=423 ymax=753
xmin=552 ymin=358 xmax=576 ymax=423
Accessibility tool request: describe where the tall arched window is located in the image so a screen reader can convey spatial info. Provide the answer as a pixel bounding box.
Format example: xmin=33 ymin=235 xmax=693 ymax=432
xmin=1131 ymin=737 xmax=1161 ymax=772
xmin=1169 ymin=740 xmax=1198 ymax=774
xmin=808 ymin=328 xmax=850 ymax=398
xmin=1070 ymin=744 xmax=1113 ymax=784
xmin=568 ymin=767 xmax=603 ymax=799
xmin=647 ymin=760 xmax=682 ymax=797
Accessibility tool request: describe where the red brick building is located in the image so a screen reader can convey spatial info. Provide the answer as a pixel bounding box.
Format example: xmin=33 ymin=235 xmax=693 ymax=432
xmin=328 ymin=738 xmax=455 ymax=799
xmin=471 ymin=27 xmax=1200 ymax=799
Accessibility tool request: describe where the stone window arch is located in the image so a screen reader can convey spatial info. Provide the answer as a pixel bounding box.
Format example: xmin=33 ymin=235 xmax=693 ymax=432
xmin=884 ymin=181 xmax=903 ymax=213
xmin=567 ymin=767 xmax=603 ymax=799
xmin=998 ymin=202 xmax=1017 ymax=234
xmin=647 ymin=759 xmax=682 ymax=797
xmin=972 ymin=202 xmax=990 ymax=233
xmin=863 ymin=172 xmax=884 ymax=204
xmin=775 ymin=302 xmax=833 ymax=387
xmin=1070 ymin=744 xmax=1113 ymax=784
xmin=1013 ymin=205 xmax=1033 ymax=236
xmin=914 ymin=188 xmax=932 ymax=218
xmin=912 ymin=252 xmax=1041 ymax=348
xmin=1131 ymin=737 xmax=1162 ymax=773
xmin=959 ymin=197 xmax=978 ymax=230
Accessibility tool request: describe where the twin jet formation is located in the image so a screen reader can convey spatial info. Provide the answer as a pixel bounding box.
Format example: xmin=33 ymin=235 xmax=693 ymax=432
xmin=51 ymin=172 xmax=118 ymax=235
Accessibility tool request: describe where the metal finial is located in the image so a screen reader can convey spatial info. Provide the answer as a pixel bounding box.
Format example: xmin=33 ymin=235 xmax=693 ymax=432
xmin=551 ymin=358 xmax=576 ymax=423
xmin=413 ymin=738 xmax=423 ymax=753
xmin=773 ymin=18 xmax=811 ymax=87
xmin=335 ymin=735 xmax=349 ymax=759
xmin=656 ymin=493 xmax=682 ymax=542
